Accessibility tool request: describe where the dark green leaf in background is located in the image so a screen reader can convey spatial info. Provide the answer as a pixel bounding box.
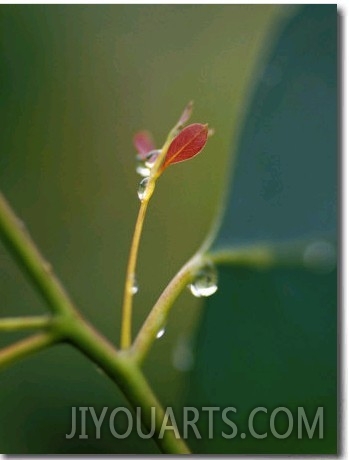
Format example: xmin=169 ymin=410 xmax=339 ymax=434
xmin=215 ymin=4 xmax=336 ymax=248
xmin=187 ymin=5 xmax=337 ymax=454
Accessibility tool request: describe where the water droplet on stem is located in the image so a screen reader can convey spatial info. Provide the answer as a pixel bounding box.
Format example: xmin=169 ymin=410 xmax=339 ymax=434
xmin=136 ymin=162 xmax=151 ymax=178
xmin=156 ymin=327 xmax=166 ymax=339
xmin=136 ymin=149 xmax=161 ymax=177
xmin=189 ymin=262 xmax=218 ymax=297
xmin=130 ymin=275 xmax=138 ymax=295
xmin=145 ymin=149 xmax=161 ymax=168
xmin=137 ymin=177 xmax=149 ymax=201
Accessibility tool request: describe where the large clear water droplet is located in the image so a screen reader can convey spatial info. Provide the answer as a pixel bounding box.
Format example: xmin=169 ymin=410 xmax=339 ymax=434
xmin=145 ymin=149 xmax=161 ymax=168
xmin=130 ymin=275 xmax=138 ymax=295
xmin=189 ymin=263 xmax=218 ymax=297
xmin=137 ymin=177 xmax=149 ymax=201
xmin=156 ymin=327 xmax=166 ymax=339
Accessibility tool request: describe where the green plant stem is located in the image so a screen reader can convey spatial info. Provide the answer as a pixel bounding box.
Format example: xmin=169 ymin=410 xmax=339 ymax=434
xmin=0 ymin=315 xmax=52 ymax=332
xmin=0 ymin=193 xmax=76 ymax=316
xmin=0 ymin=190 xmax=191 ymax=454
xmin=209 ymin=239 xmax=322 ymax=268
xmin=131 ymin=245 xmax=278 ymax=363
xmin=131 ymin=240 xmax=312 ymax=364
xmin=60 ymin=317 xmax=191 ymax=454
xmin=132 ymin=253 xmax=203 ymax=363
xmin=121 ymin=199 xmax=150 ymax=349
xmin=0 ymin=332 xmax=58 ymax=371
xmin=120 ymin=119 xmax=184 ymax=351
xmin=210 ymin=244 xmax=276 ymax=268
xmin=120 ymin=131 xmax=174 ymax=350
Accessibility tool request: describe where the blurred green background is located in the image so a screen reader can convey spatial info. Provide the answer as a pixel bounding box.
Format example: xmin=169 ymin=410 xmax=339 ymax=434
xmin=0 ymin=4 xmax=336 ymax=455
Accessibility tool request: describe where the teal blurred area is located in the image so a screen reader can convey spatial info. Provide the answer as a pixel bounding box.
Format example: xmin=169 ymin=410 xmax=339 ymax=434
xmin=188 ymin=265 xmax=337 ymax=454
xmin=213 ymin=4 xmax=337 ymax=249
xmin=0 ymin=4 xmax=288 ymax=453
xmin=187 ymin=5 xmax=337 ymax=454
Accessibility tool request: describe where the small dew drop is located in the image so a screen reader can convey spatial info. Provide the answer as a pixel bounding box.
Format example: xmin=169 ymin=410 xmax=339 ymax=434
xmin=137 ymin=177 xmax=149 ymax=201
xmin=145 ymin=149 xmax=161 ymax=168
xmin=130 ymin=275 xmax=139 ymax=295
xmin=156 ymin=327 xmax=166 ymax=339
xmin=189 ymin=263 xmax=218 ymax=298
xmin=136 ymin=162 xmax=151 ymax=178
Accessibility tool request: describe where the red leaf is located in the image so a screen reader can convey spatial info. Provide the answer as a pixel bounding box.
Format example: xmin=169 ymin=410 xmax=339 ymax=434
xmin=133 ymin=130 xmax=156 ymax=159
xmin=162 ymin=123 xmax=208 ymax=170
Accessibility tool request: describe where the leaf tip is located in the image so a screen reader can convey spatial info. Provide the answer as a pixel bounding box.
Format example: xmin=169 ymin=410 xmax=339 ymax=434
xmin=177 ymin=101 xmax=194 ymax=128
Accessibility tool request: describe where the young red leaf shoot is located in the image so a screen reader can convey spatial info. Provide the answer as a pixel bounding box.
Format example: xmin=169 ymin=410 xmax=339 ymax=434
xmin=161 ymin=123 xmax=209 ymax=170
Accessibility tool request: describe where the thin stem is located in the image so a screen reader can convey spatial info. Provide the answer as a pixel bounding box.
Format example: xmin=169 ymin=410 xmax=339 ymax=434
xmin=120 ymin=130 xmax=174 ymax=350
xmin=121 ymin=199 xmax=150 ymax=349
xmin=0 ymin=192 xmax=77 ymax=316
xmin=0 ymin=315 xmax=52 ymax=332
xmin=132 ymin=253 xmax=204 ymax=363
xmin=132 ymin=240 xmax=315 ymax=364
xmin=209 ymin=244 xmax=276 ymax=268
xmin=119 ymin=112 xmax=184 ymax=348
xmin=0 ymin=332 xmax=58 ymax=371
xmin=63 ymin=317 xmax=191 ymax=454
xmin=0 ymin=189 xmax=190 ymax=454
xmin=208 ymin=239 xmax=323 ymax=268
